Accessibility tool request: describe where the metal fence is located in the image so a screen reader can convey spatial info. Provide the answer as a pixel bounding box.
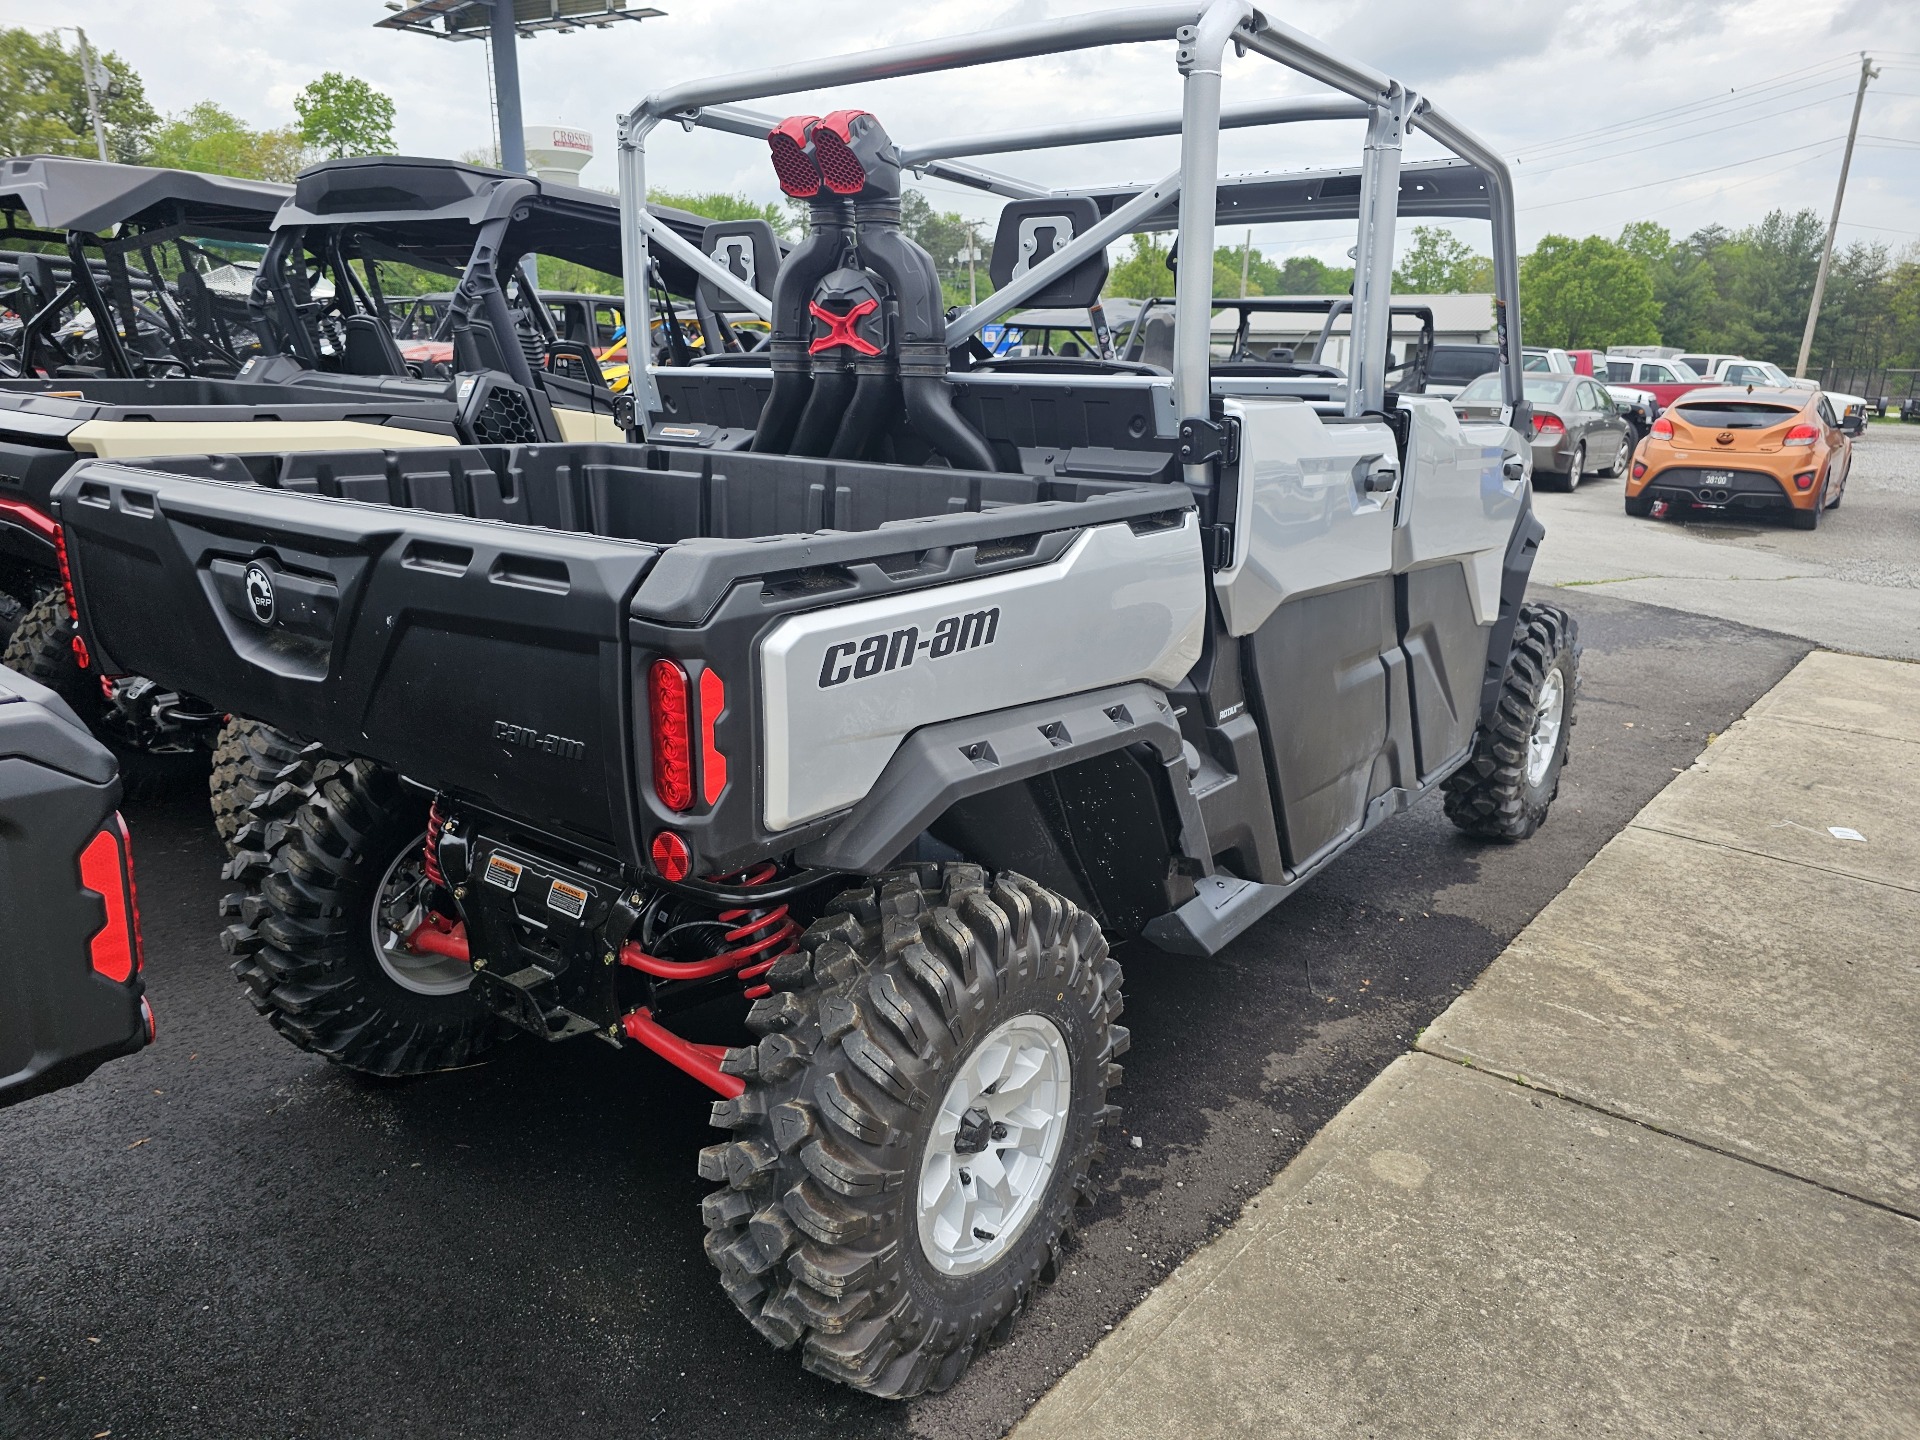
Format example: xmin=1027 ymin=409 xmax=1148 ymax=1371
xmin=1819 ymin=365 xmax=1920 ymax=415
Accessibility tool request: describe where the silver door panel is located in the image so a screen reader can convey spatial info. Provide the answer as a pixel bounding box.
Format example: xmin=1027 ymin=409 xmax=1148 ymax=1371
xmin=1214 ymin=397 xmax=1400 ymax=637
xmin=1392 ymin=396 xmax=1524 ymax=625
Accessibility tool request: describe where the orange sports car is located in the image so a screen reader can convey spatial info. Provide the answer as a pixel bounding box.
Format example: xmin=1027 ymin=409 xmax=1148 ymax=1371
xmin=1624 ymin=386 xmax=1861 ymax=530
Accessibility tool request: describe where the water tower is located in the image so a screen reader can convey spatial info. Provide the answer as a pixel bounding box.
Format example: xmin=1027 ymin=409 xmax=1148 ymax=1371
xmin=377 ymin=1 xmax=663 ymax=174
xmin=524 ymin=125 xmax=593 ymax=186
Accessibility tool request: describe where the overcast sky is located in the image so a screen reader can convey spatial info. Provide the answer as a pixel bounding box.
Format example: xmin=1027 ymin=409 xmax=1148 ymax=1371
xmin=10 ymin=0 xmax=1919 ymax=266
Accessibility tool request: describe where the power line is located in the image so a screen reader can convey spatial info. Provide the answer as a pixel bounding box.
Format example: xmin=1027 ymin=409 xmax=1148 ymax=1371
xmin=1516 ymin=86 xmax=1859 ymax=178
xmin=1510 ymin=54 xmax=1859 ymax=159
xmin=1520 ymin=136 xmax=1847 ymax=212
xmin=1514 ymin=75 xmax=1859 ymax=167
xmin=1615 ymin=145 xmax=1845 ymax=226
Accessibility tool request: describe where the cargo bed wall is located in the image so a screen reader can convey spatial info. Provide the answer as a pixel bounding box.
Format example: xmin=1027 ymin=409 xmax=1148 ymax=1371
xmin=55 ymin=444 xmax=1190 ymax=858
xmin=56 ymin=466 xmax=656 ymax=849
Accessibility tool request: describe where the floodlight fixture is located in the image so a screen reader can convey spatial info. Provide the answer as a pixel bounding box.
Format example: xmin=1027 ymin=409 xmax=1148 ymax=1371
xmin=376 ymin=0 xmax=665 ymax=41
xmin=376 ymin=0 xmax=665 ymax=175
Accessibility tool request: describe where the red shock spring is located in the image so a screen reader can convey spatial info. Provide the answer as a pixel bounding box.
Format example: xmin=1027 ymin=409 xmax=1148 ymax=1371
xmin=422 ymin=800 xmax=448 ymax=890
xmin=618 ymin=861 xmax=801 ymax=988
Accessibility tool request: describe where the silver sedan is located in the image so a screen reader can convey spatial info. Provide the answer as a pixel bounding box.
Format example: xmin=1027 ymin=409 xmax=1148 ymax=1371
xmin=1454 ymin=372 xmax=1633 ymax=491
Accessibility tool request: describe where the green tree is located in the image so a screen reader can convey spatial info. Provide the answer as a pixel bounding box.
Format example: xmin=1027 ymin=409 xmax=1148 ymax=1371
xmin=0 ymin=27 xmax=157 ymax=162
xmin=1105 ymin=232 xmax=1172 ymax=299
xmin=1520 ymin=233 xmax=1661 ymax=349
xmin=899 ymin=190 xmax=981 ymax=307
xmin=1393 ymin=225 xmax=1492 ymax=293
xmin=654 ymin=189 xmax=792 ymax=234
xmin=1272 ymin=254 xmax=1353 ymax=294
xmin=294 ymin=72 xmax=395 ymax=160
xmin=147 ymin=102 xmax=304 ymax=181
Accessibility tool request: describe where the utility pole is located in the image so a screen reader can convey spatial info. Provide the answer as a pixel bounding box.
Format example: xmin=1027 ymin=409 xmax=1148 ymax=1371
xmin=967 ymin=224 xmax=980 ymax=306
xmin=1239 ymin=228 xmax=1252 ymax=298
xmin=1796 ymin=52 xmax=1878 ymax=378
xmin=70 ymin=28 xmax=111 ymax=161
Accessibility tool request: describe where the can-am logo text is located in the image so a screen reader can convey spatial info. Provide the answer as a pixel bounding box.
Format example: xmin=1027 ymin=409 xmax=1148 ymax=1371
xmin=493 ymin=721 xmax=586 ymax=761
xmin=818 ymin=607 xmax=1000 ymax=688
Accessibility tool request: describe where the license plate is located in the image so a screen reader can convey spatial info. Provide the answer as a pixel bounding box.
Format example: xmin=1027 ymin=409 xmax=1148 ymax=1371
xmin=1702 ymin=470 xmax=1734 ymax=484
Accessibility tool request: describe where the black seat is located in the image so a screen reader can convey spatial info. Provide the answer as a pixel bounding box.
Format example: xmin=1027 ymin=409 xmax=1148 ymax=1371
xmin=341 ymin=313 xmax=409 ymax=377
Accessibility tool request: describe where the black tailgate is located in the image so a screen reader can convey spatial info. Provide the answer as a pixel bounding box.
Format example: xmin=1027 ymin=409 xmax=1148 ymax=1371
xmin=54 ymin=460 xmax=658 ymax=850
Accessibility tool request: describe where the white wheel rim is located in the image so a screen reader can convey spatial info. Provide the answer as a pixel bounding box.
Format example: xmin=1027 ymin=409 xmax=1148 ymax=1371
xmin=1526 ymin=668 xmax=1566 ymax=788
xmin=1616 ymin=437 xmax=1631 ymax=472
xmin=917 ymin=1013 xmax=1072 ymax=1277
xmin=369 ymin=832 xmax=472 ymax=996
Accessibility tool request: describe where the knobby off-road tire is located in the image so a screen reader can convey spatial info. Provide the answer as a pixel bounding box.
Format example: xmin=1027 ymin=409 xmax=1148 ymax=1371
xmin=209 ymin=716 xmax=341 ymax=857
xmin=1444 ymin=602 xmax=1580 ymax=842
xmin=220 ymin=759 xmax=513 ymax=1076
xmin=1 ymin=589 xmax=101 ymax=726
xmin=699 ymin=865 xmax=1126 ymax=1399
xmin=0 ymin=585 xmax=23 ymax=651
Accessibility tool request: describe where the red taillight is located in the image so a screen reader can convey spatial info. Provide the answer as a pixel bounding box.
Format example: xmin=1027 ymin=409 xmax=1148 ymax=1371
xmin=1532 ymin=414 xmax=1565 ymax=439
xmin=1784 ymin=423 xmax=1819 ymax=447
xmin=649 ymin=658 xmax=693 ymax=812
xmin=698 ymin=667 xmax=727 ymax=805
xmin=1793 ymin=471 xmax=1817 ymax=490
xmin=52 ymin=522 xmax=90 ymax=670
xmin=1650 ymin=416 xmax=1674 ymax=440
xmin=78 ymin=813 xmax=142 ymax=983
xmin=1632 ymin=460 xmax=1648 ymax=480
xmin=651 ymin=830 xmax=691 ymax=882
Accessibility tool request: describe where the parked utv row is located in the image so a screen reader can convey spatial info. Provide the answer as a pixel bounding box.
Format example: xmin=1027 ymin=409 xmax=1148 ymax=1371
xmin=18 ymin=2 xmax=1584 ymax=1403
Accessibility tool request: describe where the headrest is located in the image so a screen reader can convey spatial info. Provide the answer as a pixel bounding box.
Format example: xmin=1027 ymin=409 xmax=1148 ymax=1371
xmin=989 ymin=197 xmax=1106 ymax=310
xmin=697 ymin=219 xmax=782 ymax=313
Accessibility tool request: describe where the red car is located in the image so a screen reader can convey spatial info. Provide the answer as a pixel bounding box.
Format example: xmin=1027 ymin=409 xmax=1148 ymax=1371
xmin=1597 ymin=355 xmax=1715 ymax=410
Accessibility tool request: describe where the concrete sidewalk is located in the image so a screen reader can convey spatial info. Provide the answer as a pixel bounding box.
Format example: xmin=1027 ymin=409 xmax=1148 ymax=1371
xmin=1015 ymin=651 xmax=1920 ymax=1438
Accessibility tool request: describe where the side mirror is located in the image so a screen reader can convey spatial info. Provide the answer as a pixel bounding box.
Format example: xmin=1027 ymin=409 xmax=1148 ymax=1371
xmin=1840 ymin=413 xmax=1865 ymax=436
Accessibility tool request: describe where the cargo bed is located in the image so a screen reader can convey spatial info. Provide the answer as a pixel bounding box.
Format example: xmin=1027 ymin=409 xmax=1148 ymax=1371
xmin=55 ymin=442 xmax=1195 ymax=861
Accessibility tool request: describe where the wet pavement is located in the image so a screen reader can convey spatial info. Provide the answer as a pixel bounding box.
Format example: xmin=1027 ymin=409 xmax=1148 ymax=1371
xmin=0 ymin=587 xmax=1808 ymax=1440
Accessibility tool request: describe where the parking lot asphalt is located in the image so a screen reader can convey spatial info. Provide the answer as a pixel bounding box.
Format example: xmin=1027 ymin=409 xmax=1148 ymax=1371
xmin=0 ymin=587 xmax=1808 ymax=1440
xmin=1532 ymin=423 xmax=1920 ymax=660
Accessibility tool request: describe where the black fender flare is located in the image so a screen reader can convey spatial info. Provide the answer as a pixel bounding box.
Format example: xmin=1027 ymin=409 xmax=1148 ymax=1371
xmin=1478 ymin=493 xmax=1546 ymax=726
xmin=794 ymin=681 xmax=1209 ymax=876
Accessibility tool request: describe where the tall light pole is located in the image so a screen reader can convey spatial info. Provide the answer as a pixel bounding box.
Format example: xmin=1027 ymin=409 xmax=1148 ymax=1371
xmin=57 ymin=27 xmax=111 ymax=161
xmin=1795 ymin=52 xmax=1878 ymax=379
xmin=488 ymin=1 xmax=526 ymax=174
xmin=377 ymin=1 xmax=665 ymax=174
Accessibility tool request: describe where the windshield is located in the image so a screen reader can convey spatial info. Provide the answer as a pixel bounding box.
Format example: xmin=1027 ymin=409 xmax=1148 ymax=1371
xmin=1430 ymin=346 xmax=1500 ymax=383
xmin=1460 ymin=374 xmax=1569 ymax=404
xmin=1669 ymin=359 xmax=1703 ymax=379
xmin=1673 ymin=401 xmax=1799 ymax=429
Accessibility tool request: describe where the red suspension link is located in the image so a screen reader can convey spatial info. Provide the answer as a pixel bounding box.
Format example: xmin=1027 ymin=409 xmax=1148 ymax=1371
xmin=618 ymin=862 xmax=801 ymax=984
xmin=621 ymin=1007 xmax=744 ymax=1098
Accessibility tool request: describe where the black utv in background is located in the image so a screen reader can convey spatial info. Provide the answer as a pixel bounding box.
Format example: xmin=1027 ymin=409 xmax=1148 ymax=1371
xmin=0 ymin=157 xmax=728 ymax=835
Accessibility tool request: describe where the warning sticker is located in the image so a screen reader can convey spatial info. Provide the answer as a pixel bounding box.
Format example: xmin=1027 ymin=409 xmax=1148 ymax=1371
xmin=484 ymin=854 xmax=523 ymax=892
xmin=547 ymin=879 xmax=589 ymax=920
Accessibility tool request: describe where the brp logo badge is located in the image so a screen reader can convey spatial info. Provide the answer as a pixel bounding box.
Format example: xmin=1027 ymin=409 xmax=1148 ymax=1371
xmin=243 ymin=562 xmax=276 ymax=625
